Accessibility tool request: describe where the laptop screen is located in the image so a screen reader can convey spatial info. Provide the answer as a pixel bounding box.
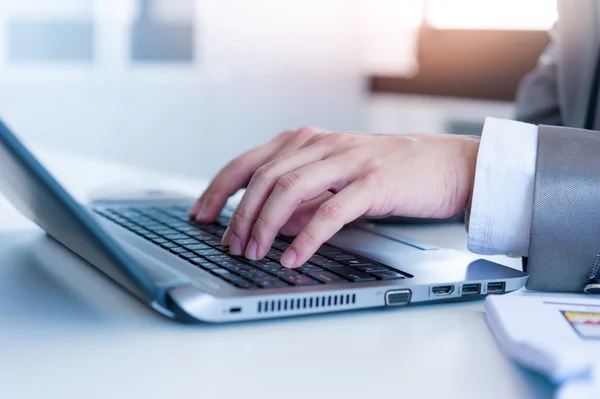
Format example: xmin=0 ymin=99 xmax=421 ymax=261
xmin=0 ymin=119 xmax=159 ymax=304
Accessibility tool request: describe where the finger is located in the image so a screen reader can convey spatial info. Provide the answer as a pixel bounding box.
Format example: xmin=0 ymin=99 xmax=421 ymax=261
xmin=278 ymin=191 xmax=334 ymax=236
xmin=226 ymin=143 xmax=335 ymax=255
xmin=269 ymin=126 xmax=325 ymax=160
xmin=189 ymin=132 xmax=290 ymax=222
xmin=280 ymin=178 xmax=376 ymax=268
xmin=245 ymin=156 xmax=359 ymax=260
xmin=297 ymin=131 xmax=329 ymax=150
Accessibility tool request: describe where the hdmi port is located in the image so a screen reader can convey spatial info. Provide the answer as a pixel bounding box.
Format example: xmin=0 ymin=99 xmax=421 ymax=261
xmin=432 ymin=285 xmax=454 ymax=296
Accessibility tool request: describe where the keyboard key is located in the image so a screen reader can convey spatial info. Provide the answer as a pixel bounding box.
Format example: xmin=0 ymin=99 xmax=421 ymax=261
xmin=159 ymin=242 xmax=178 ymax=249
xmin=258 ymin=280 xmax=290 ymax=289
xmin=267 ymin=253 xmax=283 ymax=262
xmin=221 ymin=264 xmax=252 ymax=273
xmin=162 ymin=233 xmax=190 ymax=240
xmin=195 ymin=249 xmax=224 ymax=256
xmin=169 ymin=247 xmax=189 ymax=254
xmin=309 ymin=257 xmax=342 ymax=268
xmin=237 ymin=267 xmax=265 ymax=276
xmin=221 ymin=273 xmax=246 ymax=285
xmin=184 ymin=243 xmax=212 ymax=251
xmin=245 ymin=273 xmax=278 ymax=283
xmin=197 ymin=260 xmax=221 ymax=270
xmin=271 ymin=240 xmax=289 ymax=251
xmin=234 ymin=280 xmax=258 ymax=289
xmin=178 ymin=251 xmax=198 ymax=259
xmin=310 ymin=271 xmax=348 ymax=284
xmin=255 ymin=262 xmax=292 ymax=274
xmin=205 ymin=254 xmax=233 ymax=262
xmin=316 ymin=244 xmax=343 ymax=254
xmin=370 ymin=271 xmax=406 ymax=280
xmin=295 ymin=264 xmax=324 ymax=273
xmin=328 ymin=254 xmax=358 ymax=261
xmin=272 ymin=269 xmax=300 ymax=277
xmin=174 ymin=239 xmax=201 ymax=245
xmin=281 ymin=274 xmax=320 ymax=286
xmin=211 ymin=268 xmax=232 ymax=275
xmin=352 ymin=265 xmax=387 ymax=273
xmin=328 ymin=267 xmax=376 ymax=282
xmin=337 ymin=259 xmax=376 ymax=266
xmin=211 ymin=245 xmax=230 ymax=252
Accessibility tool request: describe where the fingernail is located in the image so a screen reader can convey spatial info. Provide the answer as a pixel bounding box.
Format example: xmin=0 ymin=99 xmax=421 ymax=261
xmin=281 ymin=248 xmax=297 ymax=268
xmin=230 ymin=234 xmax=242 ymax=255
xmin=221 ymin=226 xmax=231 ymax=246
xmin=245 ymin=238 xmax=258 ymax=260
xmin=194 ymin=198 xmax=207 ymax=220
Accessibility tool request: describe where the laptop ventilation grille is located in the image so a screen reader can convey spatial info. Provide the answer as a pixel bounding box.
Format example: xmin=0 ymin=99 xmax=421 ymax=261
xmin=257 ymin=293 xmax=356 ymax=314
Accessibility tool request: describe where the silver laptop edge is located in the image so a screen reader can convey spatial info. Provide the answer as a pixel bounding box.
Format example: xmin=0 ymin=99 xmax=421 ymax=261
xmin=0 ymin=119 xmax=528 ymax=323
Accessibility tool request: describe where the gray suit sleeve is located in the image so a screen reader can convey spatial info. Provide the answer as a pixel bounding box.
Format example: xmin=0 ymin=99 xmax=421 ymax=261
xmin=515 ymin=35 xmax=563 ymax=126
xmin=526 ymin=125 xmax=600 ymax=292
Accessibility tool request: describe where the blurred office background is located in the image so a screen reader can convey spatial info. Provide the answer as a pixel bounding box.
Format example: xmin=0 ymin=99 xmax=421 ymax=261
xmin=0 ymin=0 xmax=557 ymax=177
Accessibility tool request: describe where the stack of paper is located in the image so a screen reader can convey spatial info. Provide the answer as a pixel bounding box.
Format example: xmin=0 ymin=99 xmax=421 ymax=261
xmin=485 ymin=294 xmax=600 ymax=398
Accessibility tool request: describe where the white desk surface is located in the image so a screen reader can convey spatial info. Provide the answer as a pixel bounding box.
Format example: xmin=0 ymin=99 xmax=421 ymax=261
xmin=0 ymin=147 xmax=554 ymax=399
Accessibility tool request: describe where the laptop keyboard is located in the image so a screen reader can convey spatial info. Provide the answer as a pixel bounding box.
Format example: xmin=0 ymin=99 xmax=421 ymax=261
xmin=93 ymin=205 xmax=411 ymax=290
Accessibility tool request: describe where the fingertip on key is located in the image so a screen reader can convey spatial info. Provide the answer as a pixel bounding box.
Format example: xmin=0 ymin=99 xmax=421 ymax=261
xmin=230 ymin=234 xmax=243 ymax=256
xmin=281 ymin=248 xmax=297 ymax=268
xmin=245 ymin=238 xmax=258 ymax=260
xmin=221 ymin=226 xmax=232 ymax=246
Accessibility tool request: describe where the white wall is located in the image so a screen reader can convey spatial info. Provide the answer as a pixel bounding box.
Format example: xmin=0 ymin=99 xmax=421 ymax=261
xmin=0 ymin=0 xmax=368 ymax=178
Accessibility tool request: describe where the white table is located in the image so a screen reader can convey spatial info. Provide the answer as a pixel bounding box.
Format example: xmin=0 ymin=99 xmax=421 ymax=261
xmin=0 ymin=147 xmax=554 ymax=399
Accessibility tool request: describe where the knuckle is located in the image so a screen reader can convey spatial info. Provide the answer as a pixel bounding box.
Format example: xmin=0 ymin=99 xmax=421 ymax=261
xmin=363 ymin=169 xmax=385 ymax=186
xmin=231 ymin=206 xmax=248 ymax=226
xmin=303 ymin=132 xmax=328 ymax=148
xmin=323 ymin=131 xmax=347 ymax=145
xmin=252 ymin=161 xmax=278 ymax=184
xmin=295 ymin=126 xmax=318 ymax=142
xmin=341 ymin=146 xmax=363 ymax=159
xmin=252 ymin=215 xmax=271 ymax=239
xmin=317 ymin=200 xmax=344 ymax=222
xmin=300 ymin=227 xmax=319 ymax=244
xmin=277 ymin=129 xmax=295 ymax=140
xmin=275 ymin=172 xmax=301 ymax=194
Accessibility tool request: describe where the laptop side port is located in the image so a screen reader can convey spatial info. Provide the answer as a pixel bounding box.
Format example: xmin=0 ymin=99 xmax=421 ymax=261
xmin=385 ymin=290 xmax=411 ymax=306
xmin=431 ymin=285 xmax=454 ymax=296
xmin=486 ymin=282 xmax=506 ymax=294
xmin=461 ymin=283 xmax=481 ymax=295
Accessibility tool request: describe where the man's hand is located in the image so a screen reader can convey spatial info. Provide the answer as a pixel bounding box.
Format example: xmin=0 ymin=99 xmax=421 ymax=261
xmin=189 ymin=127 xmax=480 ymax=268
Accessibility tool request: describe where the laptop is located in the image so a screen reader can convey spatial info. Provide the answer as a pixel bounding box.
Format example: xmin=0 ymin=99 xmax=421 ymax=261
xmin=0 ymin=119 xmax=528 ymax=323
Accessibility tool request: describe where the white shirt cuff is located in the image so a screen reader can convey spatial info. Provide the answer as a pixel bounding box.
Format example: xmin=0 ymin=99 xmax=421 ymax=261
xmin=468 ymin=117 xmax=538 ymax=256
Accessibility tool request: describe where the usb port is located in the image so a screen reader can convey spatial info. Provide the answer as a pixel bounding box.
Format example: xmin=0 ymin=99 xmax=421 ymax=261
xmin=431 ymin=285 xmax=454 ymax=296
xmin=486 ymin=282 xmax=505 ymax=294
xmin=462 ymin=283 xmax=480 ymax=295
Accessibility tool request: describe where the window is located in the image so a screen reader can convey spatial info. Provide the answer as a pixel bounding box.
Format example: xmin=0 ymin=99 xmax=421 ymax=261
xmin=363 ymin=0 xmax=558 ymax=75
xmin=426 ymin=0 xmax=557 ymax=30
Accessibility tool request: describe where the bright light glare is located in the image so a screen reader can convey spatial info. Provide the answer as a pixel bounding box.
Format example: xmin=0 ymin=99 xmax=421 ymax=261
xmin=427 ymin=0 xmax=558 ymax=30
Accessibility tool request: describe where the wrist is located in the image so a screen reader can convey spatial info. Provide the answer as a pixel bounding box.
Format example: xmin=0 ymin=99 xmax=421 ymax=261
xmin=460 ymin=135 xmax=481 ymax=223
